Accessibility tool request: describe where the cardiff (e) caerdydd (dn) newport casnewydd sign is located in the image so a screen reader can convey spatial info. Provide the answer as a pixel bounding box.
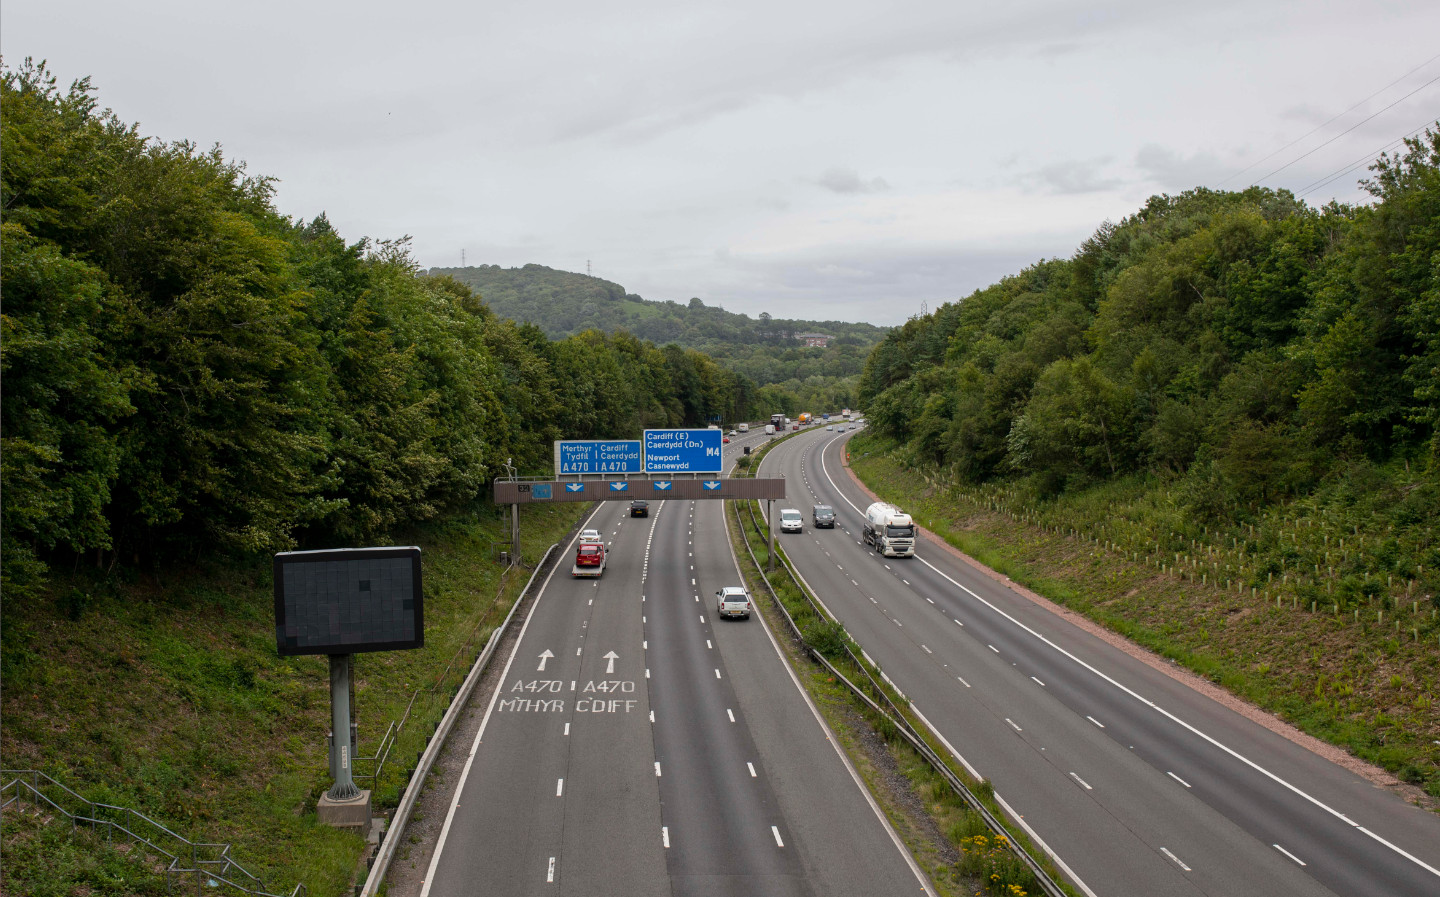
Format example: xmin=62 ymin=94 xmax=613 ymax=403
xmin=644 ymin=429 xmax=723 ymax=474
xmin=554 ymin=440 xmax=643 ymax=476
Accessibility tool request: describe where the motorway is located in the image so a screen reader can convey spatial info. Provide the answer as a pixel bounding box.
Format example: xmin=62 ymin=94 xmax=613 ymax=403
xmin=419 ymin=429 xmax=929 ymax=896
xmin=761 ymin=424 xmax=1440 ymax=897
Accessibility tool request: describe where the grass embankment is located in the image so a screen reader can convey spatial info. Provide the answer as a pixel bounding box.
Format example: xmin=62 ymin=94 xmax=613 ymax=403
xmin=847 ymin=432 xmax=1440 ymax=804
xmin=727 ymin=458 xmax=1070 ymax=896
xmin=0 ymin=502 xmax=586 ymax=897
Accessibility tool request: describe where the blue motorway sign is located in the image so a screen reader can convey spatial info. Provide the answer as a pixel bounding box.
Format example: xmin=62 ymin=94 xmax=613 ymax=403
xmin=644 ymin=429 xmax=724 ymax=474
xmin=609 ymin=481 xmax=629 ymax=492
xmin=554 ymin=440 xmax=644 ymax=476
xmin=653 ymin=481 xmax=672 ymax=491
xmin=702 ymin=480 xmax=721 ymax=490
xmin=530 ymin=483 xmax=552 ymax=500
xmin=564 ymin=483 xmax=585 ymax=493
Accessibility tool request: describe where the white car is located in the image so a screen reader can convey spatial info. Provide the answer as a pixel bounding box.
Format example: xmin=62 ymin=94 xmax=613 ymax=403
xmin=580 ymin=528 xmax=602 ymax=543
xmin=716 ymin=586 xmax=752 ymax=620
xmin=779 ymin=508 xmax=803 ymax=533
xmin=825 ymin=425 xmax=834 ymax=431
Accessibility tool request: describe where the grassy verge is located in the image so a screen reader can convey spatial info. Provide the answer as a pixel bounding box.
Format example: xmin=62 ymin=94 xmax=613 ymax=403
xmin=847 ymin=433 xmax=1440 ymax=805
xmin=1 ymin=502 xmax=588 ymax=897
xmin=725 ymin=453 xmax=1073 ymax=896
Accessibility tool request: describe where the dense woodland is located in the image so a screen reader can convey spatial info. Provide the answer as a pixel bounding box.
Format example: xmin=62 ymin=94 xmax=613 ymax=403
xmin=859 ymin=136 xmax=1440 ymax=603
xmin=0 ymin=62 xmax=785 ymax=596
xmin=433 ymin=263 xmax=882 ymax=408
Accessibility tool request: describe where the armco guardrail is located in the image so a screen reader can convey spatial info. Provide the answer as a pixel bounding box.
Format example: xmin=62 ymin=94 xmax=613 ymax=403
xmin=360 ymin=541 xmax=559 ymax=897
xmin=1 ymin=769 xmax=304 ymax=897
xmin=729 ymin=486 xmax=1069 ymax=897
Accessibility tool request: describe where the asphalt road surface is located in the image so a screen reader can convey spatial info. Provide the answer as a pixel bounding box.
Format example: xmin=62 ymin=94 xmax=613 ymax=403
xmin=418 ymin=428 xmax=928 ymax=896
xmin=760 ymin=424 xmax=1440 ymax=897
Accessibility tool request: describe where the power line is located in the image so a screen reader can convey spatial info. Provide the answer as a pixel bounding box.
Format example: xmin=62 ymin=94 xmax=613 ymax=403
xmin=1219 ymin=52 xmax=1440 ymax=187
xmin=1298 ymin=118 xmax=1439 ymax=198
xmin=1254 ymin=73 xmax=1440 ymax=185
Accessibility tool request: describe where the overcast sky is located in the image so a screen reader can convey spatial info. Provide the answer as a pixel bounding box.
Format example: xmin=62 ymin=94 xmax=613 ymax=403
xmin=5 ymin=2 xmax=1439 ymax=326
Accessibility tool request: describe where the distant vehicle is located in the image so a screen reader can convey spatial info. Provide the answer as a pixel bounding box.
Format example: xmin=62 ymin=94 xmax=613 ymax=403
xmin=812 ymin=505 xmax=835 ymax=528
xmin=572 ymin=540 xmax=606 ymax=578
xmin=738 ymin=423 xmax=749 ymax=432
xmin=825 ymin=425 xmax=834 ymax=431
xmin=822 ymin=413 xmax=830 ymax=420
xmin=842 ymin=408 xmax=851 ymax=419
xmin=743 ymin=445 xmax=752 ymax=455
xmin=770 ymin=413 xmax=785 ymax=428
xmin=716 ymin=586 xmax=752 ymax=620
xmin=723 ymin=436 xmax=730 ymax=443
xmin=779 ymin=508 xmax=803 ymax=533
xmin=863 ymin=502 xmax=915 ymax=557
xmin=791 ymin=423 xmax=799 ymax=431
xmin=629 ymin=500 xmax=649 ymax=518
xmin=707 ymin=423 xmax=720 ymax=429
xmin=728 ymin=429 xmax=737 ymax=436
xmin=765 ymin=424 xmax=776 ymax=435
xmin=799 ymin=412 xmax=811 ymax=424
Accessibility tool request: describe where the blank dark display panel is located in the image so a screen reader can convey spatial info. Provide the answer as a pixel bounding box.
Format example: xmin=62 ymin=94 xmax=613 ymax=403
xmin=274 ymin=547 xmax=423 ymax=655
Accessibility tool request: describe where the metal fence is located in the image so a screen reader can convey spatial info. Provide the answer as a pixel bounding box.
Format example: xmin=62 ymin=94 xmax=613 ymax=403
xmin=1 ymin=769 xmax=304 ymax=897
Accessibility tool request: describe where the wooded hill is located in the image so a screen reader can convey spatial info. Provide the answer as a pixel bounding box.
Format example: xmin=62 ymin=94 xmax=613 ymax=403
xmin=854 ymin=134 xmax=1440 ymax=795
xmin=430 ymin=263 xmax=886 ymax=389
xmin=0 ymin=61 xmax=774 ymax=598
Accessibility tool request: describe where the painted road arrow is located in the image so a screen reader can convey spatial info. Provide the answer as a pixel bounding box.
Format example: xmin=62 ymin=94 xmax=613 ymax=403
xmin=565 ymin=483 xmax=585 ymax=493
xmin=603 ymin=651 xmax=619 ymax=674
xmin=609 ymin=482 xmax=629 ymax=492
xmin=653 ymin=481 xmax=672 ymax=491
xmin=702 ymin=481 xmax=721 ymax=490
xmin=537 ymin=649 xmax=554 ymax=672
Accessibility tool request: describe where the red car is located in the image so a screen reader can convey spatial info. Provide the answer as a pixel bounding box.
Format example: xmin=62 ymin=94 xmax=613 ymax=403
xmin=723 ymin=436 xmax=730 ymax=443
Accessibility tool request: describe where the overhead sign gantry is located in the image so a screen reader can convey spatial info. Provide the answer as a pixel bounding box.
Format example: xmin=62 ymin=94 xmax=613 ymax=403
xmin=495 ymin=428 xmax=786 ymax=562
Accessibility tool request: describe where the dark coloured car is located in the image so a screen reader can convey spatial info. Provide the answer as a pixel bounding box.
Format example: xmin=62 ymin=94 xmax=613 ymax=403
xmin=630 ymin=500 xmax=649 ymax=517
xmin=813 ymin=505 xmax=835 ymax=528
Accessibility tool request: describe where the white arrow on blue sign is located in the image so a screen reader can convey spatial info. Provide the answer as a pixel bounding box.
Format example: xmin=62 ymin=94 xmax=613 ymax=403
xmin=653 ymin=481 xmax=672 ymax=491
xmin=565 ymin=483 xmax=585 ymax=493
xmin=702 ymin=481 xmax=721 ymax=490
xmin=609 ymin=482 xmax=629 ymax=492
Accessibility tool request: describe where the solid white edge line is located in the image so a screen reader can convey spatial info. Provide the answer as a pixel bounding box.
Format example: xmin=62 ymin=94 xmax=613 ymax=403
xmin=814 ymin=433 xmax=1440 ymax=882
xmin=722 ymin=460 xmax=934 ymax=894
xmin=993 ymin=792 xmax=1103 ymax=897
xmin=419 ymin=502 xmax=608 ymax=897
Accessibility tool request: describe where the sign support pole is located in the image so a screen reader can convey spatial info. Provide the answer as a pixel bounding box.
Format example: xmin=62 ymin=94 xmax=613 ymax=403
xmin=327 ymin=654 xmax=360 ymax=800
xmin=767 ymin=499 xmax=776 ymax=572
xmin=511 ymin=503 xmax=521 ymax=566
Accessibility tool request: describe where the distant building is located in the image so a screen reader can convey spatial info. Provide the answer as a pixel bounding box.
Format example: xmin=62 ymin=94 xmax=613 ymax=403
xmin=796 ymin=333 xmax=832 ymax=348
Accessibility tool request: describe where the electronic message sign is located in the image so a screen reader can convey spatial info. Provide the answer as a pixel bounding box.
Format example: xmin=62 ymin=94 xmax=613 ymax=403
xmin=554 ymin=440 xmax=644 ymax=476
xmin=274 ymin=547 xmax=423 ymax=656
xmin=643 ymin=428 xmax=724 ymax=474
